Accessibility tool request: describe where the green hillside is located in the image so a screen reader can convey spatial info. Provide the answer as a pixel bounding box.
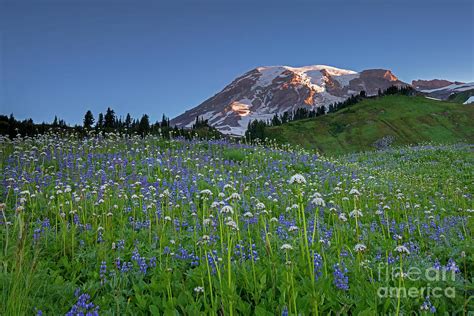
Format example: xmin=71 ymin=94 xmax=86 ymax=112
xmin=266 ymin=95 xmax=474 ymax=155
xmin=448 ymin=89 xmax=474 ymax=103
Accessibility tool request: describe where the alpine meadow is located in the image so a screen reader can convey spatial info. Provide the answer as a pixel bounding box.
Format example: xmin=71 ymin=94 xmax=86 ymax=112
xmin=1 ymin=0 xmax=473 ymax=315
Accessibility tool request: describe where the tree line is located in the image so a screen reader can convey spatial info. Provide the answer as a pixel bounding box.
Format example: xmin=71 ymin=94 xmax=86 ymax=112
xmin=0 ymin=107 xmax=221 ymax=140
xmin=245 ymin=85 xmax=415 ymax=141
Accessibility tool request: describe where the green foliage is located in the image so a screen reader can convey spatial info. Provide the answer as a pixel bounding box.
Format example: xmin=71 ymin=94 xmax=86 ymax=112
xmin=0 ymin=111 xmax=223 ymax=141
xmin=83 ymin=110 xmax=95 ymax=129
xmin=266 ymin=95 xmax=474 ymax=155
xmin=447 ymin=89 xmax=474 ymax=104
xmin=223 ymin=148 xmax=246 ymax=162
xmin=0 ymin=135 xmax=472 ymax=314
xmin=245 ymin=85 xmax=416 ymax=142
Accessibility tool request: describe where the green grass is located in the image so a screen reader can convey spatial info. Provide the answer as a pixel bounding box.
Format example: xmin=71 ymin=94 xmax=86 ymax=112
xmin=448 ymin=89 xmax=474 ymax=104
xmin=1 ymin=134 xmax=473 ymax=314
xmin=266 ymin=95 xmax=474 ymax=155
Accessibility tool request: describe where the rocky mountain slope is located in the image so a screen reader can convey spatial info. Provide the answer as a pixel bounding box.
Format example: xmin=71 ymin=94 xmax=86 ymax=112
xmin=412 ymin=79 xmax=461 ymax=90
xmin=171 ymin=65 xmax=407 ymax=135
xmin=415 ymin=81 xmax=474 ymax=100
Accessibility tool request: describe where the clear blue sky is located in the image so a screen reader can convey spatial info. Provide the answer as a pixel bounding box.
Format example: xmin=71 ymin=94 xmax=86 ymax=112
xmin=1 ymin=0 xmax=473 ymax=124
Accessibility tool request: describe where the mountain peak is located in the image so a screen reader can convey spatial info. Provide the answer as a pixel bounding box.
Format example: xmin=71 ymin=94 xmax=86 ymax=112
xmin=171 ymin=64 xmax=407 ymax=136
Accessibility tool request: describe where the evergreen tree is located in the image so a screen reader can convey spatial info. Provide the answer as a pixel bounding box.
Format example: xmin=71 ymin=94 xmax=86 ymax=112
xmin=138 ymin=114 xmax=150 ymax=136
xmin=271 ymin=113 xmax=281 ymax=126
xmin=96 ymin=113 xmax=104 ymax=129
xmin=83 ymin=110 xmax=95 ymax=129
xmin=161 ymin=114 xmax=169 ymax=128
xmin=104 ymin=107 xmax=115 ymax=129
xmin=125 ymin=113 xmax=132 ymax=129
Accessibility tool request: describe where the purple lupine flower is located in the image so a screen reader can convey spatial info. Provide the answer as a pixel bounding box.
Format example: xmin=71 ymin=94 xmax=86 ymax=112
xmin=387 ymin=252 xmax=396 ymax=265
xmin=117 ymin=239 xmax=125 ymax=250
xmin=42 ymin=218 xmax=51 ymax=228
xmin=120 ymin=261 xmax=133 ymax=273
xmin=97 ymin=231 xmax=103 ymax=243
xmin=445 ymin=258 xmax=460 ymax=273
xmin=131 ymin=248 xmax=141 ymax=261
xmin=66 ymin=291 xmax=99 ymax=316
xmin=313 ymin=252 xmax=323 ymax=280
xmin=33 ymin=228 xmax=42 ymax=242
xmin=73 ymin=214 xmax=80 ymax=225
xmin=333 ymin=262 xmax=349 ymax=291
xmin=420 ymin=296 xmax=436 ymax=313
xmin=99 ymin=261 xmax=107 ymax=285
xmin=138 ymin=257 xmax=148 ymax=274
xmin=115 ymin=257 xmax=121 ymax=269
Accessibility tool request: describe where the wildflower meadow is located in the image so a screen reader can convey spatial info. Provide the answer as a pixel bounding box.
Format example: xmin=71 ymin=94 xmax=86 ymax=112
xmin=1 ymin=133 xmax=472 ymax=315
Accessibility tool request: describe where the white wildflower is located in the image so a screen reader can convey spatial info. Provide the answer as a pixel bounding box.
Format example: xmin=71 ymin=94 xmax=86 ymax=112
xmin=280 ymin=244 xmax=293 ymax=251
xmin=311 ymin=197 xmax=326 ymax=207
xmin=349 ymin=209 xmax=363 ymax=218
xmin=200 ymin=189 xmax=213 ymax=196
xmin=227 ymin=193 xmax=241 ymax=201
xmin=394 ymin=245 xmax=410 ymax=254
xmin=225 ymin=220 xmax=239 ymax=231
xmin=220 ymin=205 xmax=234 ymax=215
xmin=354 ymin=243 xmax=367 ymax=252
xmin=288 ymin=225 xmax=299 ymax=232
xmin=194 ymin=286 xmax=204 ymax=293
xmin=289 ymin=174 xmax=306 ymax=185
xmin=223 ymin=184 xmax=234 ymax=191
xmin=349 ymin=188 xmax=360 ymax=196
xmin=255 ymin=202 xmax=266 ymax=210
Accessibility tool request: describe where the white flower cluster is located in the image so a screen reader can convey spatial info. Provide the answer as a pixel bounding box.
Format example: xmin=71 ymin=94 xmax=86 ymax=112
xmin=289 ymin=174 xmax=306 ymax=185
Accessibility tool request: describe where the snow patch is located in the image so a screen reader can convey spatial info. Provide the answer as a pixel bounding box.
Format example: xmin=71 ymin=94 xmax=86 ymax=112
xmin=230 ymin=99 xmax=253 ymax=116
xmin=255 ymin=67 xmax=287 ymax=87
xmin=255 ymin=65 xmax=358 ymax=90
xmin=286 ymin=65 xmax=357 ymax=76
xmin=421 ymin=82 xmax=474 ymax=93
xmin=333 ymin=73 xmax=360 ymax=87
xmin=463 ymin=96 xmax=474 ymax=104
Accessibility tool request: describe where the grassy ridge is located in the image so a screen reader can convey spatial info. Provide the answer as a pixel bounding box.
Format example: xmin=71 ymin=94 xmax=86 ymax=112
xmin=266 ymin=95 xmax=474 ymax=155
xmin=448 ymin=89 xmax=474 ymax=104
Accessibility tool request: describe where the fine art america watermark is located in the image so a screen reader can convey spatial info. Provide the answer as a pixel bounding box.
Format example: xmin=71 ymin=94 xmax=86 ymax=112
xmin=377 ymin=264 xmax=456 ymax=299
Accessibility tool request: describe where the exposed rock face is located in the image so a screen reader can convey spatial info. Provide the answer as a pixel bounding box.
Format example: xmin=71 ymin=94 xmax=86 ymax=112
xmin=373 ymin=135 xmax=395 ymax=150
xmin=412 ymin=79 xmax=457 ymax=91
xmin=414 ymin=81 xmax=474 ymax=100
xmin=171 ymin=65 xmax=408 ymax=136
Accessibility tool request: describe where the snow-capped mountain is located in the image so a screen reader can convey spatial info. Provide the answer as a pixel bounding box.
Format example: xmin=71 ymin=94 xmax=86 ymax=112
xmin=413 ymin=79 xmax=474 ymax=100
xmin=171 ymin=65 xmax=407 ymax=136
